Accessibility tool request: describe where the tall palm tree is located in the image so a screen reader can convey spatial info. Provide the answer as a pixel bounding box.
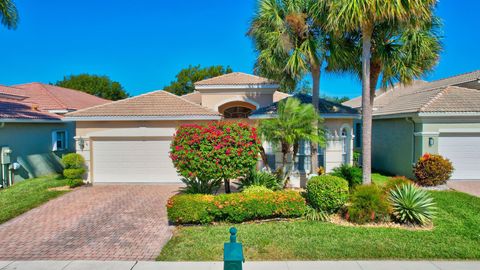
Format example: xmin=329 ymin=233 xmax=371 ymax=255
xmin=258 ymin=97 xmax=325 ymax=181
xmin=327 ymin=0 xmax=438 ymax=184
xmin=249 ymin=0 xmax=328 ymax=173
xmin=0 ymin=0 xmax=18 ymax=29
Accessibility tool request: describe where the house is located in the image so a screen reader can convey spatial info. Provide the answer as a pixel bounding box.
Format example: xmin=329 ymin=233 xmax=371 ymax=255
xmin=344 ymin=70 xmax=480 ymax=180
xmin=0 ymin=83 xmax=109 ymax=183
xmin=65 ymin=72 xmax=359 ymax=184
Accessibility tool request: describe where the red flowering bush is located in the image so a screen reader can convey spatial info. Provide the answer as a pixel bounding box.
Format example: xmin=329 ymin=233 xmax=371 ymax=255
xmin=413 ymin=153 xmax=454 ymax=186
xmin=170 ymin=121 xmax=261 ymax=193
xmin=167 ymin=190 xmax=307 ymax=224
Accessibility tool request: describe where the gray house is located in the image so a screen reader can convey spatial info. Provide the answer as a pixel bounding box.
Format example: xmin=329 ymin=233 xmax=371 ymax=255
xmin=344 ymin=70 xmax=480 ymax=180
xmin=0 ymin=83 xmax=108 ymax=183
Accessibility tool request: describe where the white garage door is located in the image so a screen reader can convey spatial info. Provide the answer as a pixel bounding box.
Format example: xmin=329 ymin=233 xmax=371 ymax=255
xmin=92 ymin=138 xmax=181 ymax=183
xmin=438 ymin=133 xmax=480 ymax=180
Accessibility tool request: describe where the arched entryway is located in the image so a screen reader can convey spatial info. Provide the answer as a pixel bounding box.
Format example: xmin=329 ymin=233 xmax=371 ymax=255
xmin=218 ymin=101 xmax=257 ymax=118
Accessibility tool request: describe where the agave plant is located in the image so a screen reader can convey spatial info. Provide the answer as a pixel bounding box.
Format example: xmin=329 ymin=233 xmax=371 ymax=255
xmin=389 ymin=184 xmax=436 ymax=225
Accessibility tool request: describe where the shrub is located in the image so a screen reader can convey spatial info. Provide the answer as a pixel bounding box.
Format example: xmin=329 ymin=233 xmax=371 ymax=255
xmin=180 ymin=177 xmax=222 ymax=194
xmin=170 ymin=121 xmax=261 ymax=193
xmin=346 ymin=185 xmax=390 ymax=224
xmin=166 ymin=194 xmax=215 ymax=224
xmin=238 ymin=168 xmax=282 ymax=191
xmin=167 ymin=190 xmax=306 ymax=224
xmin=382 ymin=176 xmax=413 ymax=194
xmin=353 ymin=150 xmax=361 ymax=167
xmin=63 ymin=168 xmax=85 ymax=180
xmin=242 ymin=185 xmax=273 ymax=194
xmin=413 ymin=153 xmax=454 ymax=186
xmin=306 ymin=175 xmax=349 ymax=213
xmin=62 ymin=153 xmax=85 ymax=180
xmin=67 ymin=179 xmax=84 ymax=188
xmin=62 ymin=153 xmax=85 ymax=169
xmin=389 ymin=183 xmax=436 ymax=225
xmin=303 ymin=206 xmax=328 ymax=222
xmin=331 ymin=164 xmax=362 ymax=188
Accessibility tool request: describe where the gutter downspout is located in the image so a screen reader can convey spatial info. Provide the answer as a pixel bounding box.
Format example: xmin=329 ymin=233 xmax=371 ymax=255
xmin=406 ymin=117 xmax=416 ymax=166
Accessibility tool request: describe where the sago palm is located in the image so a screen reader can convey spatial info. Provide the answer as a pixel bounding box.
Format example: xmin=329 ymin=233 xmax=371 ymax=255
xmin=327 ymin=0 xmax=438 ymax=184
xmin=0 ymin=0 xmax=18 ymax=29
xmin=258 ymin=97 xmax=325 ymax=180
xmin=249 ymin=0 xmax=328 ymax=173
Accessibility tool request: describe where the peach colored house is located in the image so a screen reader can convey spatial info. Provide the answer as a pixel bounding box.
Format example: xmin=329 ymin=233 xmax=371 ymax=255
xmin=66 ymin=72 xmax=359 ymax=185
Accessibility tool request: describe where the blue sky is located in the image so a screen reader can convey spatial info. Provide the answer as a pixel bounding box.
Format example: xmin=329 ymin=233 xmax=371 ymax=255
xmin=0 ymin=0 xmax=479 ymax=98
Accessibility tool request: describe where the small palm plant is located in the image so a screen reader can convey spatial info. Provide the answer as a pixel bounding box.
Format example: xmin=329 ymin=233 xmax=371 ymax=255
xmin=389 ymin=184 xmax=436 ymax=226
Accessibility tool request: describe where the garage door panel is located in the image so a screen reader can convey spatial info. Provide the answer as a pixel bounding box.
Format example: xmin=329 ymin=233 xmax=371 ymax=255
xmin=439 ymin=134 xmax=480 ymax=180
xmin=92 ymin=139 xmax=181 ymax=183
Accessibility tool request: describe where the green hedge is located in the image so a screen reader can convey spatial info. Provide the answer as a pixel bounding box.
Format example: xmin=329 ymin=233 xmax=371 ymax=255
xmin=167 ymin=191 xmax=307 ymax=224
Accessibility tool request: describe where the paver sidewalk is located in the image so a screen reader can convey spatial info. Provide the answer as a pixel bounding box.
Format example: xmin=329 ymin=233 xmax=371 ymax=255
xmin=1 ymin=260 xmax=479 ymax=270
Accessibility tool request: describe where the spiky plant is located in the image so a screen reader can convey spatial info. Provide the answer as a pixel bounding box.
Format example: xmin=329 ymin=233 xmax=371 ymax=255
xmin=389 ymin=184 xmax=436 ymax=226
xmin=304 ymin=206 xmax=328 ymax=222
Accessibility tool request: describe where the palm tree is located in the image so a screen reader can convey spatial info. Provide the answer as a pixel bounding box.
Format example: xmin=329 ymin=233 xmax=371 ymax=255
xmin=258 ymin=97 xmax=325 ymax=182
xmin=249 ymin=0 xmax=328 ymax=173
xmin=0 ymin=0 xmax=18 ymax=29
xmin=327 ymin=0 xmax=438 ymax=184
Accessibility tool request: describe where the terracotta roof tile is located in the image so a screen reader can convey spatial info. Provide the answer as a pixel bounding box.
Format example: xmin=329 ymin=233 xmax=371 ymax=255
xmin=0 ymin=98 xmax=61 ymax=120
xmin=66 ymin=90 xmax=221 ymax=118
xmin=344 ymin=70 xmax=480 ymax=111
xmin=181 ymin=91 xmax=202 ymax=104
xmin=13 ymin=83 xmax=109 ymax=111
xmin=194 ymin=72 xmax=277 ymax=86
xmin=373 ymin=86 xmax=480 ymax=116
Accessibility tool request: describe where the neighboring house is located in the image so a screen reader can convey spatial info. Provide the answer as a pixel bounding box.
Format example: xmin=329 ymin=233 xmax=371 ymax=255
xmin=344 ymin=70 xmax=480 ymax=180
xmin=0 ymin=83 xmax=109 ymax=182
xmin=65 ymin=72 xmax=359 ymax=184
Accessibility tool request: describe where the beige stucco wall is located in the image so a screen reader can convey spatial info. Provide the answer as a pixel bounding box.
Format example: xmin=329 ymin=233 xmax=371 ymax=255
xmin=198 ymin=88 xmax=275 ymax=111
xmin=75 ymin=117 xmax=355 ymax=184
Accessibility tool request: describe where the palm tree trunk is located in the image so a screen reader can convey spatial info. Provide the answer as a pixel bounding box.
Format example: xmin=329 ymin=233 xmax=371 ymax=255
xmin=311 ymin=65 xmax=321 ymax=174
xmin=361 ymin=24 xmax=374 ymax=185
xmin=259 ymin=145 xmax=271 ymax=172
xmin=370 ymin=62 xmax=381 ymax=106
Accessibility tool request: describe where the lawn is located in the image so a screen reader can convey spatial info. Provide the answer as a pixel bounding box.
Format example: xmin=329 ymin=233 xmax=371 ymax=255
xmin=158 ymin=190 xmax=480 ymax=261
xmin=0 ymin=175 xmax=71 ymax=224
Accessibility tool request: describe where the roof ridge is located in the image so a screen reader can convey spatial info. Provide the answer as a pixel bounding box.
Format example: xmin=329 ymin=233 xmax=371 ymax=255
xmin=194 ymin=72 xmax=237 ymax=85
xmin=162 ymin=90 xmax=220 ymax=115
xmin=419 ymin=87 xmax=449 ymax=112
xmin=65 ymin=89 xmax=164 ymax=116
xmin=33 ymin=83 xmax=68 ymax=110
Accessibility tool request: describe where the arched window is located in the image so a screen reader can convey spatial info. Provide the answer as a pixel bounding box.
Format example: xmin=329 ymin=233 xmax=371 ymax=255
xmin=218 ymin=101 xmax=257 ymax=118
xmin=223 ymin=106 xmax=253 ymax=118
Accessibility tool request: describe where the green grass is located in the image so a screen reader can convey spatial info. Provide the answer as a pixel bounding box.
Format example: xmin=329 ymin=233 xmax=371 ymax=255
xmin=0 ymin=175 xmax=71 ymax=224
xmin=158 ymin=191 xmax=480 ymax=260
xmin=371 ymin=173 xmax=391 ymax=186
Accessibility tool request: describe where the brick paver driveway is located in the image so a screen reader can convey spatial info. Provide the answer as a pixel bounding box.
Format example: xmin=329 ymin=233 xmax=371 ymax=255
xmin=448 ymin=180 xmax=480 ymax=197
xmin=0 ymin=185 xmax=180 ymax=261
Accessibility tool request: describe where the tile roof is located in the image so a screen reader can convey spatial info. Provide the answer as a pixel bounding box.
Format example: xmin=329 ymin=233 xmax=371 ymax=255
xmin=181 ymin=91 xmax=202 ymax=104
xmin=374 ymin=86 xmax=480 ymax=116
xmin=13 ymin=83 xmax=109 ymax=111
xmin=194 ymin=72 xmax=277 ymax=86
xmin=251 ymin=93 xmax=359 ymax=118
xmin=66 ymin=90 xmax=221 ymax=118
xmin=273 ymin=91 xmax=291 ymax=102
xmin=343 ymin=70 xmax=480 ymax=112
xmin=0 ymin=98 xmax=61 ymax=120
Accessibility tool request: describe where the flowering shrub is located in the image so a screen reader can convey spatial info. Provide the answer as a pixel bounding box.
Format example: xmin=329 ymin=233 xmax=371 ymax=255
xmin=170 ymin=121 xmax=261 ymax=193
xmin=346 ymin=185 xmax=391 ymax=224
xmin=167 ymin=190 xmax=307 ymax=224
xmin=413 ymin=153 xmax=454 ymax=186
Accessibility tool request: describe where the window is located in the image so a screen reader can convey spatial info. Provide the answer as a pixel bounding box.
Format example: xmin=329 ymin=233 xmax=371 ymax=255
xmin=355 ymin=123 xmax=362 ymax=148
xmin=223 ymin=106 xmax=253 ymax=118
xmin=52 ymin=130 xmax=67 ymax=151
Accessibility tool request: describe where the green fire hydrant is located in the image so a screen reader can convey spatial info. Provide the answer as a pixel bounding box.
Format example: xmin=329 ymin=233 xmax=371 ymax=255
xmin=223 ymin=227 xmax=244 ymax=270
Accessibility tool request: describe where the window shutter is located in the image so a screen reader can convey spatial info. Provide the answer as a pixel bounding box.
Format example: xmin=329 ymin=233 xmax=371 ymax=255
xmin=52 ymin=131 xmax=58 ymax=151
